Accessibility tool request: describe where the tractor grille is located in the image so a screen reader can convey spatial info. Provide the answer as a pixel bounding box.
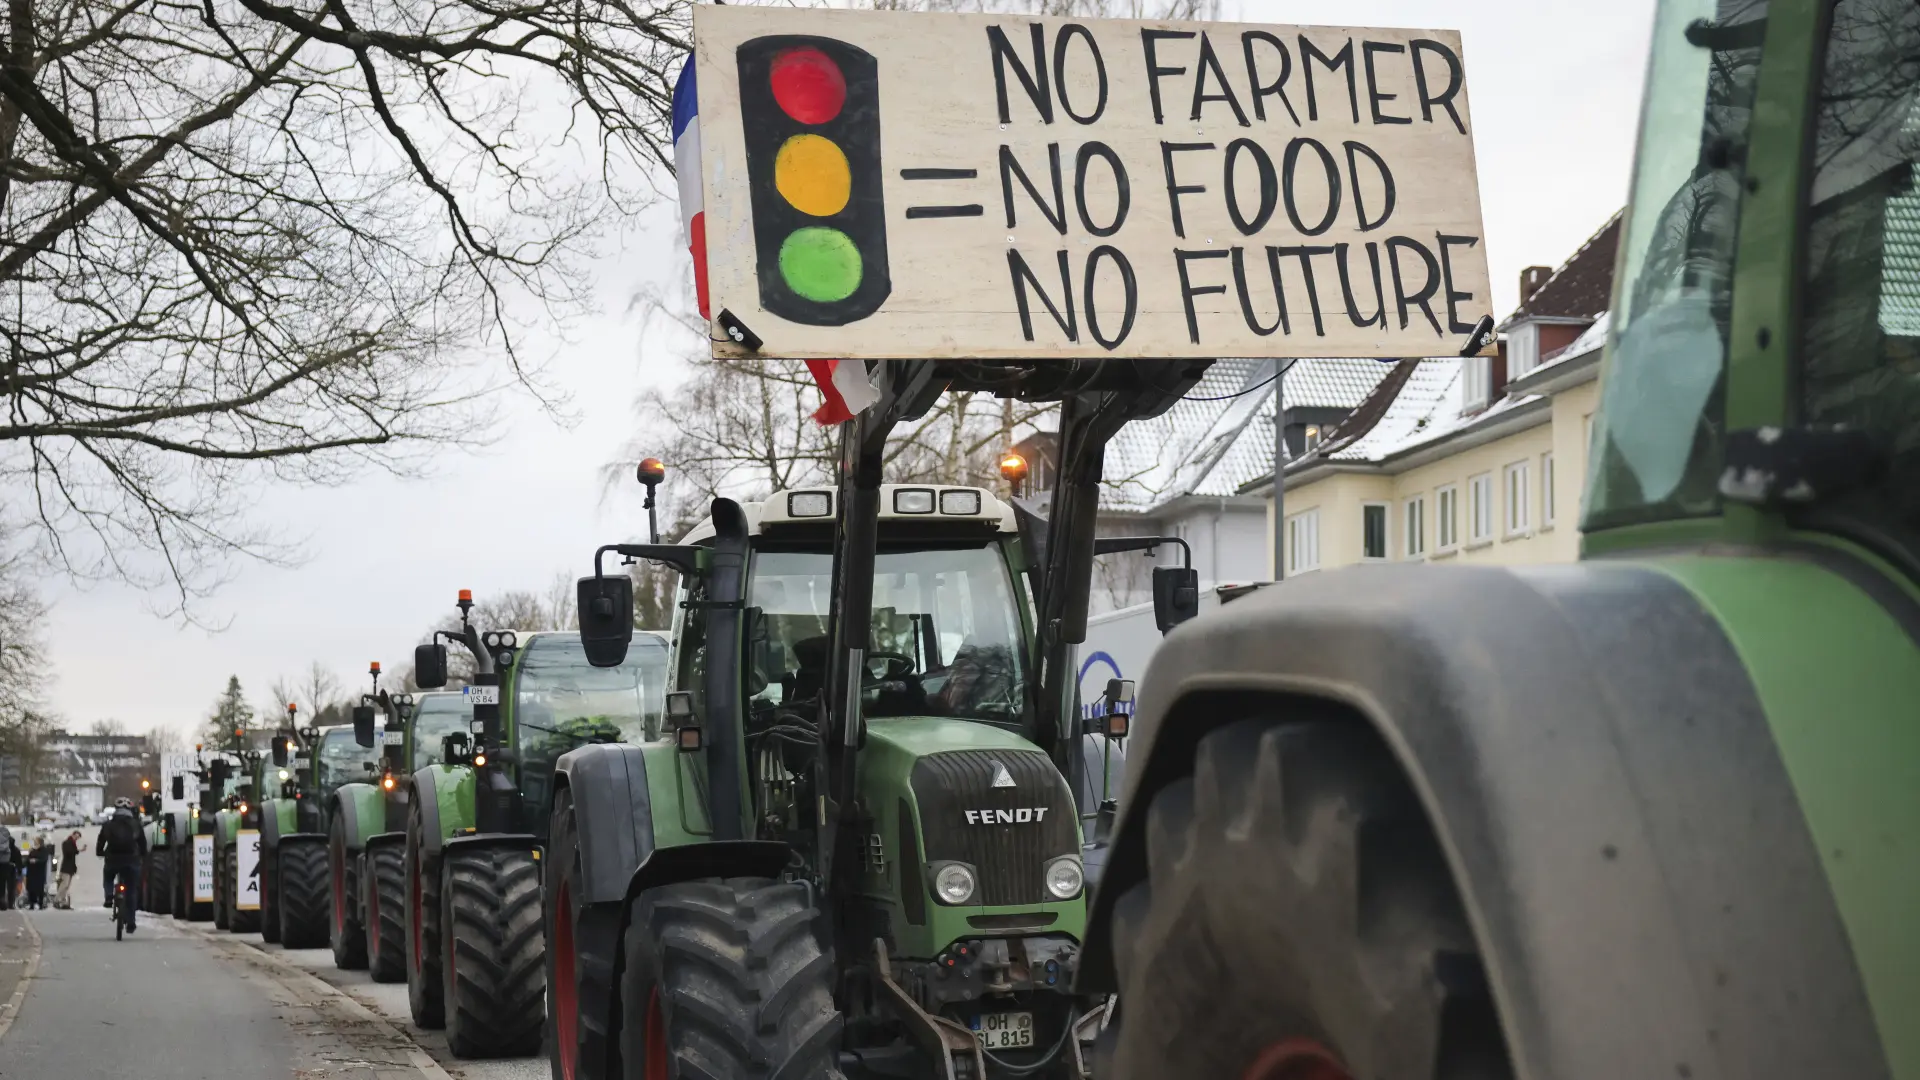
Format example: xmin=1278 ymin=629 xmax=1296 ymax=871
xmin=910 ymin=750 xmax=1077 ymax=908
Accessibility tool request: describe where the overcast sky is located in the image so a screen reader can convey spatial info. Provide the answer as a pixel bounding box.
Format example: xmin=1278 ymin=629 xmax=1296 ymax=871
xmin=41 ymin=0 xmax=1657 ymax=739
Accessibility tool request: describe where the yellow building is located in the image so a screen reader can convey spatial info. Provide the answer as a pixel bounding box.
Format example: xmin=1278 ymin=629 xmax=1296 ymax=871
xmin=1246 ymin=214 xmax=1620 ymax=574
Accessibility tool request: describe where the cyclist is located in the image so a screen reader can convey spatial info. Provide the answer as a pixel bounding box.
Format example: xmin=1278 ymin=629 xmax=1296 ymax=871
xmin=95 ymin=797 xmax=146 ymax=931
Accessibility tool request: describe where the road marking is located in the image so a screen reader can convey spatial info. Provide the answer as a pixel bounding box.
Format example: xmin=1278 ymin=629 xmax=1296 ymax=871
xmin=0 ymin=914 xmax=43 ymax=1043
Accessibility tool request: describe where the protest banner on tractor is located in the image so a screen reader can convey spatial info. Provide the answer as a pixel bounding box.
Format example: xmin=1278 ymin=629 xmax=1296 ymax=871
xmin=689 ymin=5 xmax=1491 ymax=359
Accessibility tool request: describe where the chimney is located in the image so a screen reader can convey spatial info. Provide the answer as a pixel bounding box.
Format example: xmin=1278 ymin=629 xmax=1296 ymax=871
xmin=1519 ymin=265 xmax=1553 ymax=304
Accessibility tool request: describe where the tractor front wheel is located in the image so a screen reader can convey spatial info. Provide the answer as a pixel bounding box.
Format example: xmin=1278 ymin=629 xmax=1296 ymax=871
xmin=368 ymin=843 xmax=407 ymax=982
xmin=440 ymin=846 xmax=545 ymax=1058
xmin=1098 ymin=718 xmax=1513 ymax=1080
xmin=279 ymin=841 xmax=331 ymax=949
xmin=260 ymin=845 xmax=282 ymax=943
xmin=617 ymin=878 xmax=842 ymax=1080
xmin=213 ymin=850 xmax=231 ymax=930
xmin=147 ymin=849 xmax=173 ymax=916
xmin=329 ymin=820 xmax=368 ymax=969
xmin=404 ymin=800 xmax=445 ymax=1028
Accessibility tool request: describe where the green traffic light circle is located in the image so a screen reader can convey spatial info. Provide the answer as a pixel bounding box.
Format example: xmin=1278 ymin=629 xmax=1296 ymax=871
xmin=778 ymin=227 xmax=862 ymax=303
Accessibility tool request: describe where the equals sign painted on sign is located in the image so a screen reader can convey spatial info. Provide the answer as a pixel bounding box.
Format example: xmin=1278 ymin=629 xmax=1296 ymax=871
xmin=901 ymin=168 xmax=982 ymax=218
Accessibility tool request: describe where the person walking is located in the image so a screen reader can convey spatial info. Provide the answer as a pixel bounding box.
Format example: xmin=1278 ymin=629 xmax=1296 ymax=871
xmin=57 ymin=830 xmax=81 ymax=910
xmin=24 ymin=836 xmax=50 ymax=909
xmin=0 ymin=825 xmax=15 ymax=911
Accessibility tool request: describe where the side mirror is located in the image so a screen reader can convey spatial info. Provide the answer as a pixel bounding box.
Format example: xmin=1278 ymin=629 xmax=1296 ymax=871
xmin=271 ymin=736 xmax=290 ymax=768
xmin=415 ymin=642 xmax=449 ymax=688
xmin=1152 ymin=566 xmax=1201 ymax=633
xmin=171 ymin=775 xmax=185 ymax=801
xmin=210 ymin=759 xmax=231 ymax=788
xmin=352 ymin=705 xmax=378 ymax=748
xmin=576 ymin=575 xmax=635 ymax=668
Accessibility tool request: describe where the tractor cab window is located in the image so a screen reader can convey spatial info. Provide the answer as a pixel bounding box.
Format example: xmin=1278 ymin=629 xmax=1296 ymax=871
xmin=315 ymin=728 xmax=379 ymax=796
xmin=1586 ymin=0 xmax=1768 ymax=530
xmin=410 ymin=696 xmax=474 ymax=773
xmin=514 ymin=633 xmax=668 ymax=813
xmin=744 ymin=542 xmax=1029 ymax=727
xmin=1797 ymin=0 xmax=1920 ymax=552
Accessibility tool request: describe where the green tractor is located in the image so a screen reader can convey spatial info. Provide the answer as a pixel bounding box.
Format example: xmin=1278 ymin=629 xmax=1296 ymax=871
xmin=1073 ymin=3 xmax=1920 ymax=1078
xmin=210 ymin=750 xmax=268 ymax=933
xmin=255 ymin=706 xmax=382 ymax=949
xmin=330 ymin=684 xmax=469 ymax=979
xmin=395 ymin=598 xmax=669 ymax=1058
xmin=544 ymin=364 xmax=1196 ymax=1080
xmin=168 ymin=749 xmax=235 ymax=922
xmin=136 ymin=786 xmax=181 ymax=917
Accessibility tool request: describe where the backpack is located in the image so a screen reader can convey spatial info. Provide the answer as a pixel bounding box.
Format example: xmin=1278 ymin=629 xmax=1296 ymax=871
xmin=102 ymin=811 xmax=138 ymax=855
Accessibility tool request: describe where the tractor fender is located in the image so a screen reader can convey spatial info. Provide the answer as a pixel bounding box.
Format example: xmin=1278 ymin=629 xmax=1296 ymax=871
xmin=409 ymin=764 xmax=475 ymax=860
xmin=363 ymin=831 xmax=405 ymax=856
xmin=332 ymin=783 xmax=387 ymax=853
xmin=554 ymin=743 xmax=659 ymax=906
xmin=1083 ymin=561 xmax=1885 ymax=1080
xmin=621 ymin=840 xmax=791 ymax=903
xmin=259 ymin=798 xmax=296 ymax=857
xmin=441 ymin=832 xmax=540 ymax=859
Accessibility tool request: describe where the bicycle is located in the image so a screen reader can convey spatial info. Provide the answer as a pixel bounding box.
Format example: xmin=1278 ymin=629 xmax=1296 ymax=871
xmin=113 ymin=870 xmax=134 ymax=940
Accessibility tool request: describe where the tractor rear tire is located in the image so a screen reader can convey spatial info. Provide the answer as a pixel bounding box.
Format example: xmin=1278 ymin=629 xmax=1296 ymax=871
xmin=1098 ymin=718 xmax=1514 ymax=1080
xmin=213 ymin=852 xmax=231 ymax=930
xmin=617 ymin=878 xmax=842 ymax=1080
xmin=330 ymin=819 xmax=368 ymax=969
xmin=405 ymin=799 xmax=446 ymax=1028
xmin=147 ymin=849 xmax=173 ymax=916
xmin=260 ymin=846 xmax=282 ymax=944
xmin=546 ymin=787 xmax=614 ymax=1080
xmin=368 ymin=843 xmax=407 ymax=983
xmin=441 ymin=846 xmax=546 ymax=1058
xmin=227 ymin=846 xmax=261 ymax=934
xmin=279 ymin=841 xmax=331 ymax=949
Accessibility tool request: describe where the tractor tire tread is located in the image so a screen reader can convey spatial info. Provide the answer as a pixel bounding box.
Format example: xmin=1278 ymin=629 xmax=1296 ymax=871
xmin=443 ymin=847 xmax=546 ymax=1058
xmin=369 ymin=844 xmax=407 ymax=982
xmin=1101 ymin=718 xmax=1512 ymax=1080
xmin=621 ymin=877 xmax=843 ymax=1080
xmin=279 ymin=841 xmax=331 ymax=949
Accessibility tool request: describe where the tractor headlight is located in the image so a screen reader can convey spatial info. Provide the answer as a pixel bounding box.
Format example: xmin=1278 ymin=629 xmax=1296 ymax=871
xmin=1044 ymin=855 xmax=1084 ymax=900
xmin=931 ymin=862 xmax=977 ymax=905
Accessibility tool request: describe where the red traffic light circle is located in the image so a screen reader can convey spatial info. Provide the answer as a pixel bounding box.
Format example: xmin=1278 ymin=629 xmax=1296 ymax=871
xmin=770 ymin=47 xmax=846 ymax=125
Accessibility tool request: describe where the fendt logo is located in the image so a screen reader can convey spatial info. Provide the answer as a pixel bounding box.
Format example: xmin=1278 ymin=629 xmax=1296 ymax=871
xmin=964 ymin=807 xmax=1049 ymax=825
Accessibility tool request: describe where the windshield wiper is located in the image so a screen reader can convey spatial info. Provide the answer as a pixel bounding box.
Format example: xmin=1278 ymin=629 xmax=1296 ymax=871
xmin=1685 ymin=16 xmax=1766 ymax=52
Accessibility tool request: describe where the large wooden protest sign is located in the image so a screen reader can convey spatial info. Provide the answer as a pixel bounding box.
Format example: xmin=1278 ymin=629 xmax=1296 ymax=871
xmin=691 ymin=5 xmax=1491 ymax=359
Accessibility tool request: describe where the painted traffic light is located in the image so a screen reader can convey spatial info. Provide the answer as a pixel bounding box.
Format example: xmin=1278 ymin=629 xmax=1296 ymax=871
xmin=737 ymin=36 xmax=890 ymax=325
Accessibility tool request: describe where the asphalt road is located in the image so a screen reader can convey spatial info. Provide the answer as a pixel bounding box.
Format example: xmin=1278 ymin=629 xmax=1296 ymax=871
xmin=0 ymin=825 xmax=474 ymax=1080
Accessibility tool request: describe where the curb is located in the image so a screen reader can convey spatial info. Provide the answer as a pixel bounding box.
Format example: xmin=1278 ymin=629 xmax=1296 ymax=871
xmin=179 ymin=921 xmax=456 ymax=1080
xmin=0 ymin=912 xmax=43 ymax=1043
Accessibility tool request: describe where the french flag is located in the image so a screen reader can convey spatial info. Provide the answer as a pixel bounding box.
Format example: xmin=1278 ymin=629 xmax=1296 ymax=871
xmin=671 ymin=58 xmax=876 ymax=426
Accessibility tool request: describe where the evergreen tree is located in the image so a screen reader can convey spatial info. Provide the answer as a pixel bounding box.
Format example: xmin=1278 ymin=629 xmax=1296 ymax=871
xmin=203 ymin=676 xmax=257 ymax=752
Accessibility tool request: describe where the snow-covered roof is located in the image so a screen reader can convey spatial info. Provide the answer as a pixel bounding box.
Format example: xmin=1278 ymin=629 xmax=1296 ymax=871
xmin=1322 ymin=359 xmax=1463 ymax=463
xmin=1101 ymin=358 xmax=1391 ymax=513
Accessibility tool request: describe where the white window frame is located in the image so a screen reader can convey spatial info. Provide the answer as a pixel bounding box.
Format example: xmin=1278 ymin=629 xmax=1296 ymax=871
xmin=1285 ymin=508 xmax=1321 ymax=575
xmin=1468 ymin=472 xmax=1494 ymax=545
xmin=1462 ymin=356 xmax=1491 ymax=409
xmin=1504 ymin=460 xmax=1531 ymax=537
xmin=1507 ymin=322 xmax=1540 ymax=379
xmin=1403 ymin=495 xmax=1426 ymax=558
xmin=1541 ymin=452 xmax=1557 ymax=529
xmin=1361 ymin=502 xmax=1389 ymax=561
xmin=1435 ymin=485 xmax=1459 ymax=551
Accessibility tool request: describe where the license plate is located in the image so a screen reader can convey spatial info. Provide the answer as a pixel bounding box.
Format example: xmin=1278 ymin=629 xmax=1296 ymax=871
xmin=970 ymin=1011 xmax=1034 ymax=1050
xmin=464 ymin=685 xmax=499 ymax=705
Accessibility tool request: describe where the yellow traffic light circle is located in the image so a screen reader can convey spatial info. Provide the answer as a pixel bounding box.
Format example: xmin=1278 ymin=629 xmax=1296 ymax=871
xmin=779 ymin=227 xmax=862 ymax=302
xmin=774 ymin=134 xmax=851 ymax=217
